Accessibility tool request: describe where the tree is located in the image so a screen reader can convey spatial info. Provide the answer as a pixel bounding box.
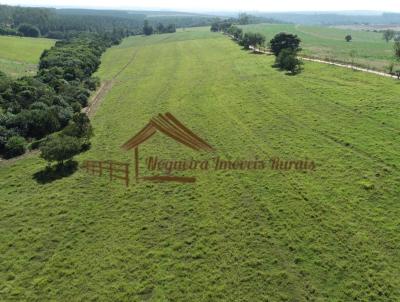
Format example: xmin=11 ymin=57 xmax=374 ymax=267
xmin=238 ymin=13 xmax=250 ymax=25
xmin=240 ymin=32 xmax=265 ymax=50
xmin=17 ymin=23 xmax=40 ymax=37
xmin=228 ymin=26 xmax=243 ymax=41
xmin=165 ymin=24 xmax=176 ymax=33
xmin=275 ymin=48 xmax=303 ymax=74
xmin=3 ymin=135 xmax=26 ymax=158
xmin=394 ymin=41 xmax=400 ymax=61
xmin=156 ymin=23 xmax=165 ymax=34
xmin=269 ymin=33 xmax=301 ymax=56
xmin=62 ymin=113 xmax=93 ymax=140
xmin=345 ymin=35 xmax=352 ymax=42
xmin=143 ymin=20 xmax=153 ymax=36
xmin=210 ymin=22 xmax=219 ymax=32
xmin=387 ymin=61 xmax=395 ymax=74
xmin=40 ymin=134 xmax=81 ymax=165
xmin=383 ymin=29 xmax=395 ymax=42
xmin=349 ymin=50 xmax=357 ymax=67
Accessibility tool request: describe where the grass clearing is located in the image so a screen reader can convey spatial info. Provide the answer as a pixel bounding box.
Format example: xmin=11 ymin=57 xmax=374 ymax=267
xmin=1 ymin=27 xmax=400 ymax=301
xmin=241 ymin=23 xmax=396 ymax=71
xmin=0 ymin=35 xmax=55 ymax=77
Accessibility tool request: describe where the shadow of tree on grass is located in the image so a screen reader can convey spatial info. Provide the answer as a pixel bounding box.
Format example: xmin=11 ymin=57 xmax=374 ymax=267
xmin=33 ymin=160 xmax=78 ymax=184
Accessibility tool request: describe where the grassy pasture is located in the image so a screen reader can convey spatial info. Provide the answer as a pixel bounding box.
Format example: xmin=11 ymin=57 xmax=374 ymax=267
xmin=241 ymin=23 xmax=396 ymax=71
xmin=0 ymin=35 xmax=55 ymax=77
xmin=1 ymin=27 xmax=400 ymax=301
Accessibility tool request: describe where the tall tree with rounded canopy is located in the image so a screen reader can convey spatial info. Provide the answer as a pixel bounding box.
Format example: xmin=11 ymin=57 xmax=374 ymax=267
xmin=269 ymin=33 xmax=301 ymax=56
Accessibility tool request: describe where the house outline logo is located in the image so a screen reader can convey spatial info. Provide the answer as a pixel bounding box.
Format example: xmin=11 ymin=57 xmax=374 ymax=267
xmin=121 ymin=112 xmax=215 ymax=183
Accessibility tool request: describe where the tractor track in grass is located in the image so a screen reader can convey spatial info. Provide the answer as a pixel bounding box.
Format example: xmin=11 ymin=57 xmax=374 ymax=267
xmin=267 ymin=103 xmax=399 ymax=173
xmin=229 ymin=33 xmax=400 ymax=133
xmin=228 ymin=37 xmax=400 ymax=173
xmin=83 ymin=49 xmax=139 ymax=118
xmin=231 ymin=64 xmax=399 ymax=175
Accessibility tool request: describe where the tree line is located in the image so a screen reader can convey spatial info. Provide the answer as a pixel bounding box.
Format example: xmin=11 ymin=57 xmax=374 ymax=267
xmin=0 ymin=5 xmax=217 ymax=39
xmin=380 ymin=29 xmax=400 ymax=77
xmin=0 ymin=5 xmax=185 ymax=163
xmin=0 ymin=5 xmax=144 ymax=39
xmin=143 ymin=20 xmax=176 ymax=36
xmin=0 ymin=32 xmax=123 ymax=160
xmin=212 ymin=22 xmax=303 ymax=74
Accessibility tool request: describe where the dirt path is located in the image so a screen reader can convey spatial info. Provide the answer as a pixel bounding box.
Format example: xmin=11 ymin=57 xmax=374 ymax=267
xmin=82 ymin=49 xmax=139 ymax=118
xmin=82 ymin=79 xmax=115 ymax=118
xmin=248 ymin=45 xmax=398 ymax=79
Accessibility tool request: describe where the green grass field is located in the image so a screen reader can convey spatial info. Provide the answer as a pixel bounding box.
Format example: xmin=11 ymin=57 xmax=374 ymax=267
xmin=1 ymin=27 xmax=400 ymax=301
xmin=0 ymin=36 xmax=55 ymax=77
xmin=241 ymin=23 xmax=396 ymax=71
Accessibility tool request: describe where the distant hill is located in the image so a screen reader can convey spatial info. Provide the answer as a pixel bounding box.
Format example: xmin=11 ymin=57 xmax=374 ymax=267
xmin=252 ymin=12 xmax=400 ymax=25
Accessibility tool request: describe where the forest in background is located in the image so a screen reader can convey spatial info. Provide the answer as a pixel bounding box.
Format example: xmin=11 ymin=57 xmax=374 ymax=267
xmin=0 ymin=5 xmax=275 ymax=160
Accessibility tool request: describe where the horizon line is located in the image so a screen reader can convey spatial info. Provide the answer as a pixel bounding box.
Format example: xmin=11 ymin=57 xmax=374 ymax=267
xmin=1 ymin=4 xmax=400 ymax=15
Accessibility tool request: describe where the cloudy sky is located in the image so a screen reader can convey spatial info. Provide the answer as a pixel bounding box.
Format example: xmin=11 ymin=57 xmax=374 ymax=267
xmin=1 ymin=0 xmax=399 ymax=12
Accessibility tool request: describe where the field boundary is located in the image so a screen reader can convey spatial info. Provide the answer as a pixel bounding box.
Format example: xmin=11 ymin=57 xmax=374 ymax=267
xmin=225 ymin=34 xmax=397 ymax=79
xmin=248 ymin=44 xmax=398 ymax=79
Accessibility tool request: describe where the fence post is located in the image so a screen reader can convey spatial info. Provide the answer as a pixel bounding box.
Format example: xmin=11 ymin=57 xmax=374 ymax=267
xmin=125 ymin=164 xmax=129 ymax=187
xmin=99 ymin=161 xmax=103 ymax=176
xmin=134 ymin=147 xmax=139 ymax=182
xmin=109 ymin=161 xmax=113 ymax=181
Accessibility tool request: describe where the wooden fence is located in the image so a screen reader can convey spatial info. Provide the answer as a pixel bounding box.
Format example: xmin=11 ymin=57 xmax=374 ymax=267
xmin=83 ymin=160 xmax=130 ymax=187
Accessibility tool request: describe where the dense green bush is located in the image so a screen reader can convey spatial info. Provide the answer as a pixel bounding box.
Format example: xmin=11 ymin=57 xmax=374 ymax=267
xmin=239 ymin=32 xmax=265 ymax=50
xmin=275 ymin=48 xmax=303 ymax=74
xmin=17 ymin=23 xmax=40 ymax=37
xmin=0 ymin=26 xmax=20 ymax=36
xmin=4 ymin=135 xmax=26 ymax=158
xmin=40 ymin=134 xmax=81 ymax=164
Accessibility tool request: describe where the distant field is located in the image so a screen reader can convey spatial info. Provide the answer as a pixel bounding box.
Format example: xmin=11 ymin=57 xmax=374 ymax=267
xmin=1 ymin=27 xmax=400 ymax=301
xmin=241 ymin=23 xmax=396 ymax=71
xmin=0 ymin=36 xmax=55 ymax=77
xmin=333 ymin=24 xmax=400 ymax=31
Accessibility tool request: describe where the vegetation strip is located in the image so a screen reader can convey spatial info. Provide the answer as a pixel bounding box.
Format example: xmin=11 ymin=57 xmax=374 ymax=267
xmin=249 ymin=45 xmax=399 ymax=79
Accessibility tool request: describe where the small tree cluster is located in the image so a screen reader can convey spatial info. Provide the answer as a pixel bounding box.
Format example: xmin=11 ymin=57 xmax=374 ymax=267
xmin=17 ymin=23 xmax=40 ymax=37
xmin=239 ymin=32 xmax=266 ymax=50
xmin=270 ymin=33 xmax=303 ymax=74
xmin=226 ymin=25 xmax=243 ymax=41
xmin=223 ymin=25 xmax=265 ymax=51
xmin=383 ymin=29 xmax=395 ymax=42
xmin=395 ymin=41 xmax=400 ymax=61
xmin=40 ymin=112 xmax=93 ymax=165
xmin=210 ymin=21 xmax=233 ymax=33
xmin=143 ymin=20 xmax=176 ymax=36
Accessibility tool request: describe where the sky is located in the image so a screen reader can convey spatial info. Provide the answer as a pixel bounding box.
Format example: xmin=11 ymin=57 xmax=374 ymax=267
xmin=1 ymin=0 xmax=399 ymax=13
